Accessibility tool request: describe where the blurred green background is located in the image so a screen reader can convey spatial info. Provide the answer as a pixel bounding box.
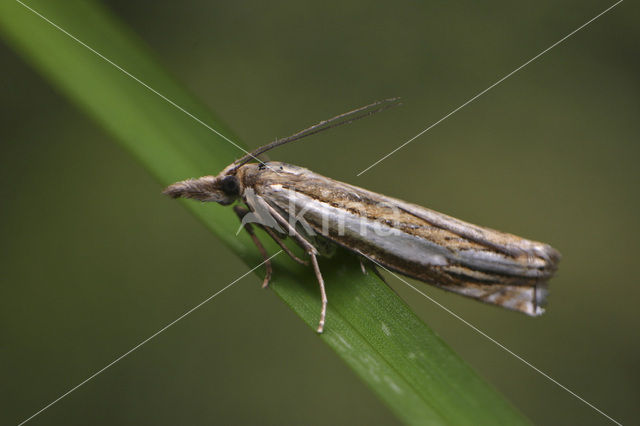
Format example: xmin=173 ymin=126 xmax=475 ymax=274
xmin=1 ymin=0 xmax=638 ymax=425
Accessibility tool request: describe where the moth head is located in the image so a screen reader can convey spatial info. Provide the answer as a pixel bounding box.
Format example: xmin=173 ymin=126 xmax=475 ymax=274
xmin=163 ymin=173 xmax=240 ymax=205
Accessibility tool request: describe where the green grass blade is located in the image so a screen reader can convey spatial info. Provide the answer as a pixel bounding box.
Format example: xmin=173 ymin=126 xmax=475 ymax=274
xmin=0 ymin=1 xmax=530 ymax=424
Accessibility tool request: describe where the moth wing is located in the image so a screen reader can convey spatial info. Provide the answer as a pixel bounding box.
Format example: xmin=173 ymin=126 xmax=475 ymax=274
xmin=324 ymin=179 xmax=560 ymax=278
xmin=433 ymin=280 xmax=547 ymax=316
xmin=251 ymin=162 xmax=558 ymax=316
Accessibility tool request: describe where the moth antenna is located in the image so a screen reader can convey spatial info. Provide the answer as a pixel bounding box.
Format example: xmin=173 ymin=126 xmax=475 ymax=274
xmin=232 ymin=97 xmax=402 ymax=169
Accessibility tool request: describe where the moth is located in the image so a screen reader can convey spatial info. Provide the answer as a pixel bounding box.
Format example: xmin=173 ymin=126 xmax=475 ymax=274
xmin=164 ymin=99 xmax=560 ymax=333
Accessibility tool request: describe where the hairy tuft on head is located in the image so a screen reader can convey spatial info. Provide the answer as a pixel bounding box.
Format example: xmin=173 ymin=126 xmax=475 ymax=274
xmin=162 ymin=176 xmax=219 ymax=201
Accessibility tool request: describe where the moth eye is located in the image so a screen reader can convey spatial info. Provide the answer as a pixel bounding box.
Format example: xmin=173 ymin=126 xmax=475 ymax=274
xmin=221 ymin=175 xmax=240 ymax=195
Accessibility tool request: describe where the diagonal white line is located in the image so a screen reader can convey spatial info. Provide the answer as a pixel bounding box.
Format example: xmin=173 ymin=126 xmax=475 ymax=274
xmin=357 ymin=0 xmax=623 ymax=176
xmin=14 ymin=0 xmax=274 ymax=169
xmin=17 ymin=251 xmax=282 ymax=426
xmin=371 ymin=260 xmax=622 ymax=426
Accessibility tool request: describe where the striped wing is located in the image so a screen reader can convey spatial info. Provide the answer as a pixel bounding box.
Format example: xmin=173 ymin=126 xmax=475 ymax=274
xmin=247 ymin=162 xmax=560 ymax=316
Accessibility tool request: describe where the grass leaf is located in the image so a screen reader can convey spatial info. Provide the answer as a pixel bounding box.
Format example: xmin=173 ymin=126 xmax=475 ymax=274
xmin=0 ymin=1 xmax=530 ymax=424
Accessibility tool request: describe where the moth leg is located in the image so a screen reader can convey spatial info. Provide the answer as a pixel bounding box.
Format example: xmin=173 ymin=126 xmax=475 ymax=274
xmin=359 ymin=256 xmax=389 ymax=283
xmin=359 ymin=258 xmax=367 ymax=274
xmin=233 ymin=206 xmax=272 ymax=288
xmin=258 ymin=225 xmax=309 ymax=266
xmin=359 ymin=257 xmax=403 ymax=297
xmin=261 ymin=202 xmax=329 ymax=333
xmin=235 ymin=205 xmax=307 ymax=266
xmin=310 ymin=253 xmax=328 ymax=333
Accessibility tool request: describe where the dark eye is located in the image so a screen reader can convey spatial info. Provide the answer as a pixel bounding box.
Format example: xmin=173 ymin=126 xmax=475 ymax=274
xmin=221 ymin=175 xmax=240 ymax=195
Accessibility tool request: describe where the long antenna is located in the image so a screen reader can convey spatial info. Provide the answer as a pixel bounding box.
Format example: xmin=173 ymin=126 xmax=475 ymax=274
xmin=232 ymin=97 xmax=401 ymax=169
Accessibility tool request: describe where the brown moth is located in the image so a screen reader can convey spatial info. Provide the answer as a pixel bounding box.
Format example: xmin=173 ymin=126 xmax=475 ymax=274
xmin=164 ymin=99 xmax=560 ymax=333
